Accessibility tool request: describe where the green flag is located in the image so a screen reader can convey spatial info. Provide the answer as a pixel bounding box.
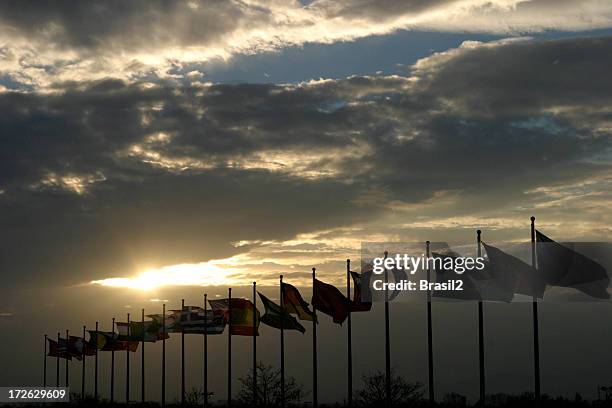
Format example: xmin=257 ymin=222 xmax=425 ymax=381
xmin=258 ymin=292 xmax=305 ymax=333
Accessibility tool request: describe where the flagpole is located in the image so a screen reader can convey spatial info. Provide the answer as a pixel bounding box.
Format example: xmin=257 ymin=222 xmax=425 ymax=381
xmin=56 ymin=332 xmax=60 ymax=387
xmin=280 ymin=275 xmax=285 ymax=408
xmin=111 ymin=317 xmax=115 ymax=404
xmin=82 ymin=325 xmax=86 ymax=400
xmin=141 ymin=308 xmax=145 ymax=404
xmin=181 ymin=298 xmax=185 ymax=407
xmin=162 ymin=304 xmax=166 ymax=408
xmin=204 ymin=293 xmax=208 ymax=408
xmin=253 ymin=281 xmax=258 ymax=407
xmin=477 ymin=230 xmax=486 ymax=406
xmin=66 ymin=329 xmax=69 ymax=388
xmin=531 ymin=216 xmax=541 ymax=404
xmin=127 ymin=312 xmax=130 ymax=404
xmin=384 ymin=251 xmax=391 ymax=408
xmin=426 ymin=241 xmax=434 ymax=406
xmin=43 ymin=334 xmax=47 ymax=387
xmin=94 ymin=321 xmax=98 ymax=402
xmin=228 ymin=288 xmax=232 ymax=408
xmin=346 ymin=259 xmax=353 ymax=408
xmin=312 ymin=267 xmax=318 ymax=408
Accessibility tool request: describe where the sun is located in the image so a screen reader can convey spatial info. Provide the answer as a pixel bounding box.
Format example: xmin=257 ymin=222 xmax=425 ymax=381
xmin=91 ymin=262 xmax=236 ymax=290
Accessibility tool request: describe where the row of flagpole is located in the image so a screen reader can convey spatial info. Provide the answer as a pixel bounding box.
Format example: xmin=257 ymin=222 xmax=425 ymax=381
xmin=42 ymin=217 xmax=550 ymax=407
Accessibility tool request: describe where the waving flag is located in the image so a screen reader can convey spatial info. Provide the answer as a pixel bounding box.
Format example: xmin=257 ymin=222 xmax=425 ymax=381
xmin=68 ymin=336 xmax=97 ymax=356
xmin=170 ymin=306 xmax=225 ymax=335
xmin=313 ymin=279 xmax=350 ymax=324
xmin=88 ymin=330 xmax=138 ymax=352
xmin=147 ymin=313 xmax=178 ymax=333
xmin=116 ymin=321 xmax=170 ymax=341
xmin=47 ymin=338 xmax=72 ymax=360
xmin=258 ymin=292 xmax=306 ymax=333
xmin=209 ymin=298 xmax=260 ymax=336
xmin=349 ymin=270 xmax=372 ymax=312
xmin=536 ymin=230 xmax=610 ymax=299
xmin=482 ymin=242 xmax=545 ymax=299
xmin=281 ymin=282 xmax=315 ymax=321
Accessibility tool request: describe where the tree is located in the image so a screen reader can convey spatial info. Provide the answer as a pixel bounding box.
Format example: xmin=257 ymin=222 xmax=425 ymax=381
xmin=355 ymin=369 xmax=423 ymax=408
xmin=184 ymin=386 xmax=214 ymax=406
xmin=238 ymin=361 xmax=306 ymax=408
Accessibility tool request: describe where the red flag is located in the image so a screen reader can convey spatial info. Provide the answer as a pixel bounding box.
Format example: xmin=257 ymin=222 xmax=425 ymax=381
xmin=313 ymin=279 xmax=350 ymax=324
xmin=209 ymin=298 xmax=259 ymax=336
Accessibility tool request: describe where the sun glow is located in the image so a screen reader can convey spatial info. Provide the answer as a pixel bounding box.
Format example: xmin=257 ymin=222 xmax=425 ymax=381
xmin=91 ymin=262 xmax=239 ymax=290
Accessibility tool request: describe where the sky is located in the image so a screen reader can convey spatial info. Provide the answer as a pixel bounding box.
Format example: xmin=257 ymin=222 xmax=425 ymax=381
xmin=1 ymin=0 xmax=612 ymax=403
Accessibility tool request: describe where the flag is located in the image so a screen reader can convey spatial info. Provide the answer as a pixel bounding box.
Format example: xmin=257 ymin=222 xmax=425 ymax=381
xmin=349 ymin=271 xmax=372 ymax=312
xmin=209 ymin=298 xmax=260 ymax=336
xmin=482 ymin=242 xmax=546 ymax=299
xmin=47 ymin=338 xmax=72 ymax=360
xmin=536 ymin=230 xmax=610 ymax=299
xmin=281 ymin=282 xmax=315 ymax=321
xmin=431 ymin=252 xmax=481 ymax=300
xmin=258 ymin=292 xmax=306 ymax=333
xmin=89 ymin=331 xmax=139 ymax=352
xmin=88 ymin=330 xmax=110 ymax=349
xmin=312 ymin=279 xmax=350 ymax=324
xmin=147 ymin=313 xmax=178 ymax=333
xmin=116 ymin=321 xmax=170 ymax=342
xmin=170 ymin=306 xmax=225 ymax=335
xmin=68 ymin=336 xmax=97 ymax=356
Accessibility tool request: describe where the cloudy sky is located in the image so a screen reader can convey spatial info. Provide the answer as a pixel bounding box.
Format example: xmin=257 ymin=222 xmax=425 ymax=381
xmin=1 ymin=0 xmax=612 ymax=403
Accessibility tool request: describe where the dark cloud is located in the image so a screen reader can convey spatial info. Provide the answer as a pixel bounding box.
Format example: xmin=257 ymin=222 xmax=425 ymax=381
xmin=1 ymin=36 xmax=612 ymax=288
xmin=0 ymin=0 xmax=254 ymax=51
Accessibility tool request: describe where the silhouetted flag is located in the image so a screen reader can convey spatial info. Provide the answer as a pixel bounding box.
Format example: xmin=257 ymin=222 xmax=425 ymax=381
xmin=147 ymin=314 xmax=178 ymax=333
xmin=116 ymin=321 xmax=170 ymax=341
xmin=209 ymin=298 xmax=260 ymax=336
xmin=69 ymin=336 xmax=97 ymax=356
xmin=431 ymin=252 xmax=481 ymax=300
xmin=349 ymin=271 xmax=372 ymax=312
xmin=536 ymin=230 xmax=610 ymax=299
xmin=47 ymin=338 xmax=72 ymax=360
xmin=281 ymin=282 xmax=315 ymax=321
xmin=313 ymin=279 xmax=350 ymax=324
xmin=258 ymin=292 xmax=306 ymax=333
xmin=169 ymin=307 xmax=225 ymax=335
xmin=89 ymin=331 xmax=139 ymax=352
xmin=482 ymin=242 xmax=546 ymax=299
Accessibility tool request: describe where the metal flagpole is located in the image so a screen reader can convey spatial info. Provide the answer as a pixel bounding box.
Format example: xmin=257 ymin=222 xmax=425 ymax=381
xmin=531 ymin=216 xmax=541 ymax=404
xmin=204 ymin=294 xmax=208 ymax=408
xmin=111 ymin=318 xmax=115 ymax=403
xmin=477 ymin=230 xmax=486 ymax=406
xmin=181 ymin=299 xmax=185 ymax=407
xmin=312 ymin=267 xmax=318 ymax=408
xmin=253 ymin=282 xmax=258 ymax=407
xmin=56 ymin=332 xmax=60 ymax=387
xmin=82 ymin=325 xmax=86 ymax=400
xmin=126 ymin=312 xmax=130 ymax=404
xmin=95 ymin=321 xmax=98 ymax=402
xmin=162 ymin=304 xmax=166 ymax=408
xmin=346 ymin=259 xmax=353 ymax=408
xmin=44 ymin=334 xmax=47 ymax=387
xmin=228 ymin=288 xmax=232 ymax=408
xmin=280 ymin=275 xmax=285 ymax=408
xmin=426 ymin=241 xmax=434 ymax=406
xmin=384 ymin=251 xmax=391 ymax=408
xmin=141 ymin=308 xmax=145 ymax=404
xmin=65 ymin=329 xmax=69 ymax=388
